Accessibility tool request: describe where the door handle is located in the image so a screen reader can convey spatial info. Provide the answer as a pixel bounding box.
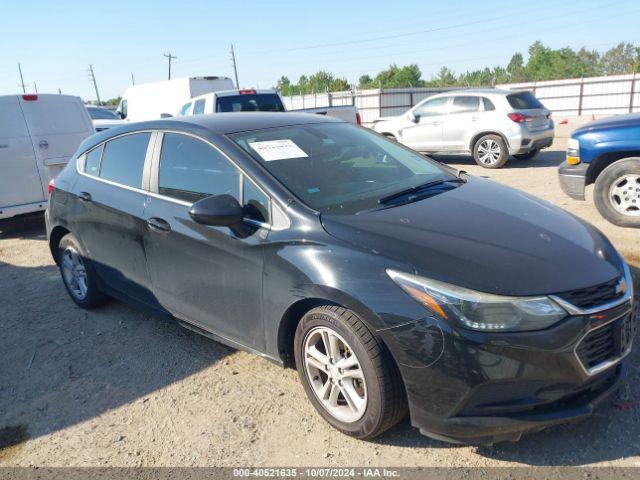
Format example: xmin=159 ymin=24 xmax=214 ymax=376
xmin=78 ymin=191 xmax=92 ymax=202
xmin=147 ymin=217 xmax=171 ymax=232
xmin=39 ymin=140 xmax=49 ymax=149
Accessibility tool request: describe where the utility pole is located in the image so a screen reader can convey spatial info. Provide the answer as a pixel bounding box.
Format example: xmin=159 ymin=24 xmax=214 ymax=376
xmin=88 ymin=64 xmax=101 ymax=104
xmin=131 ymin=72 xmax=135 ymax=85
xmin=18 ymin=63 xmax=26 ymax=93
xmin=33 ymin=82 xmax=38 ymax=93
xmin=163 ymin=53 xmax=177 ymax=80
xmin=230 ymin=44 xmax=239 ymax=88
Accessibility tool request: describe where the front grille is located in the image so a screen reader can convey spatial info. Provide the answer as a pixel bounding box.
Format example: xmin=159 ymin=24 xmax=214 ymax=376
xmin=575 ymin=314 xmax=634 ymax=373
xmin=557 ymin=277 xmax=623 ymax=310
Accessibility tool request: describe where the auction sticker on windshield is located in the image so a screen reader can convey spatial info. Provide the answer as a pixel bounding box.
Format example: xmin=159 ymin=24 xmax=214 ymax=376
xmin=249 ymin=139 xmax=308 ymax=161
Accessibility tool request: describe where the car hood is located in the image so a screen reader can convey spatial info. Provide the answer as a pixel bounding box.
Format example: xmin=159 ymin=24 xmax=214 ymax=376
xmin=320 ymin=177 xmax=622 ymax=296
xmin=573 ymin=113 xmax=640 ymax=135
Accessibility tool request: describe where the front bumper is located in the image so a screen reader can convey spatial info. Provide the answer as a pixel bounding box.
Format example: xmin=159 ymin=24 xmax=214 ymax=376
xmin=558 ymin=161 xmax=589 ymax=200
xmin=379 ymin=299 xmax=635 ymax=445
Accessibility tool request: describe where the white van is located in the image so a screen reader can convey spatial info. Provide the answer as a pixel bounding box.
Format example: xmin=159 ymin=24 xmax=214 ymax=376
xmin=0 ymin=94 xmax=95 ymax=220
xmin=116 ymin=76 xmax=235 ymax=122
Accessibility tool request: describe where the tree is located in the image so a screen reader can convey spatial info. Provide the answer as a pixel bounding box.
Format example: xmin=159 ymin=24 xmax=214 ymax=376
xmin=506 ymin=53 xmax=527 ymax=82
xmin=600 ymin=42 xmax=638 ymax=75
xmin=358 ymin=74 xmax=373 ymax=89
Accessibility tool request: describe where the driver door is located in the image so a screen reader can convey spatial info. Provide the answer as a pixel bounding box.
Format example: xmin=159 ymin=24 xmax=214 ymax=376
xmin=142 ymin=131 xmax=268 ymax=349
xmin=399 ymin=96 xmax=450 ymax=152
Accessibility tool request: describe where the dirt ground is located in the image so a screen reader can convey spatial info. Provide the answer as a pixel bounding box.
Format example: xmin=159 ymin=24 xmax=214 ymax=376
xmin=1 ymin=140 xmax=640 ymax=468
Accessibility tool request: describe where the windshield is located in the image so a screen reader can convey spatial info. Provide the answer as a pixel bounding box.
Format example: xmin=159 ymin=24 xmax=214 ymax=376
xmin=216 ymin=94 xmax=285 ymax=112
xmin=230 ymin=122 xmax=454 ymax=215
xmin=87 ymin=107 xmax=119 ymax=120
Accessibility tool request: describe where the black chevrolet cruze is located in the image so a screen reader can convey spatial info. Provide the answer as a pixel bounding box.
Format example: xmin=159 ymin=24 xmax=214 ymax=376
xmin=46 ymin=113 xmax=636 ymax=444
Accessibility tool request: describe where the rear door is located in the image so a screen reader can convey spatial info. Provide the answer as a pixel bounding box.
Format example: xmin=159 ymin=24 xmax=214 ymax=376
xmin=0 ymin=96 xmax=44 ymax=209
xmin=441 ymin=96 xmax=482 ymax=151
xmin=399 ymin=96 xmax=450 ymax=151
xmin=19 ymin=95 xmax=94 ymax=196
xmin=71 ymin=132 xmax=157 ymax=307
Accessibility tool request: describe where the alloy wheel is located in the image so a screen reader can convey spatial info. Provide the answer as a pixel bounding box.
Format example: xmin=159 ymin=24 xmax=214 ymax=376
xmin=303 ymin=326 xmax=367 ymax=423
xmin=608 ymin=174 xmax=640 ymax=216
xmin=61 ymin=247 xmax=88 ymax=300
xmin=477 ymin=139 xmax=502 ymax=165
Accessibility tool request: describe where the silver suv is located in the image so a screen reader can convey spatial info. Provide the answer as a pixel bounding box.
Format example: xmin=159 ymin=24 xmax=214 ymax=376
xmin=372 ymin=89 xmax=554 ymax=169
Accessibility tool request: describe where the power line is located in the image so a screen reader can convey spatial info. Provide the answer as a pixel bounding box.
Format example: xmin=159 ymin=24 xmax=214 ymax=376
xmin=17 ymin=63 xmax=26 ymax=93
xmin=88 ymin=64 xmax=101 ymax=104
xmin=163 ymin=52 xmax=177 ymax=80
xmin=230 ymin=44 xmax=239 ymax=88
xmin=246 ymin=0 xmax=625 ymax=55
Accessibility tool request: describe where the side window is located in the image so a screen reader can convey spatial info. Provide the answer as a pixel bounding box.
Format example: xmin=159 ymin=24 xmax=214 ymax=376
xmin=158 ymin=133 xmax=240 ymax=203
xmin=119 ymin=99 xmax=128 ymax=119
xmin=100 ymin=133 xmax=150 ymax=188
xmin=450 ymin=96 xmax=480 ymax=114
xmin=193 ymin=99 xmax=205 ymax=115
xmin=243 ymin=176 xmax=270 ymax=224
xmin=482 ymin=97 xmax=496 ymax=111
xmin=179 ymin=102 xmax=192 ymax=116
xmin=413 ymin=97 xmax=449 ymax=118
xmin=84 ymin=145 xmax=103 ymax=176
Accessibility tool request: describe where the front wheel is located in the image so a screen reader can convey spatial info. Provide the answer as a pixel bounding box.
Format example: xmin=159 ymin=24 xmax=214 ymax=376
xmin=473 ymin=134 xmax=509 ymax=168
xmin=513 ymin=149 xmax=540 ymax=161
xmin=294 ymin=306 xmax=407 ymax=439
xmin=593 ymin=158 xmax=640 ymax=228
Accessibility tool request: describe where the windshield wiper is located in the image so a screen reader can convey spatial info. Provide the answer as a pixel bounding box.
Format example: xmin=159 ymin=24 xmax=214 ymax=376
xmin=378 ymin=178 xmax=465 ymax=205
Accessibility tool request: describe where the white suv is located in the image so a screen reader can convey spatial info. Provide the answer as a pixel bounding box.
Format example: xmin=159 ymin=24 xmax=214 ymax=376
xmin=372 ymin=89 xmax=554 ymax=169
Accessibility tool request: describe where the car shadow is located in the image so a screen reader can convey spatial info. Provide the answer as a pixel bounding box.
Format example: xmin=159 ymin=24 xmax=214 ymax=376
xmin=0 ymin=213 xmax=47 ymax=240
xmin=0 ymin=252 xmax=234 ymax=455
xmin=431 ymin=149 xmax=566 ymax=169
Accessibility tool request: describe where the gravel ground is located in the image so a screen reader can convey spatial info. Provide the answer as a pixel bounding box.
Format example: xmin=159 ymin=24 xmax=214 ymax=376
xmin=1 ymin=141 xmax=639 ymax=468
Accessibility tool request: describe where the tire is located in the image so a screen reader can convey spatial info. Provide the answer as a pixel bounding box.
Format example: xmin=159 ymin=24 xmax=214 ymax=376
xmin=473 ymin=134 xmax=509 ymax=169
xmin=593 ymin=158 xmax=640 ymax=228
xmin=294 ymin=306 xmax=407 ymax=439
xmin=58 ymin=233 xmax=108 ymax=309
xmin=513 ymin=149 xmax=540 ymax=161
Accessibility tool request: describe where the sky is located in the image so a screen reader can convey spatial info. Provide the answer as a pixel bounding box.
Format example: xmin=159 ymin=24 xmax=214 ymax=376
xmin=1 ymin=0 xmax=639 ymax=101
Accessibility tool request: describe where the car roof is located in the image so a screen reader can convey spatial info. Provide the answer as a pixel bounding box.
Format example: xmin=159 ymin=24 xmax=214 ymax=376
xmin=429 ymin=88 xmax=513 ymax=98
xmin=77 ymin=112 xmax=343 ymax=153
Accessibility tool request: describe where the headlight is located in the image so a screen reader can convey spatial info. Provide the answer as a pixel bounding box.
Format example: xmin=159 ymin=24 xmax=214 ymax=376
xmin=567 ymin=138 xmax=580 ymax=165
xmin=387 ymin=270 xmax=567 ymax=332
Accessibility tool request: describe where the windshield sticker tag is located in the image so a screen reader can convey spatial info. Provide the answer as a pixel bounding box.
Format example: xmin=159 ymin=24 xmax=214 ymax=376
xmin=249 ymin=139 xmax=308 ymax=161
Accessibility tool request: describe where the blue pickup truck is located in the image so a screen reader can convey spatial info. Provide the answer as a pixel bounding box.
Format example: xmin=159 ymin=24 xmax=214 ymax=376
xmin=558 ymin=113 xmax=640 ymax=228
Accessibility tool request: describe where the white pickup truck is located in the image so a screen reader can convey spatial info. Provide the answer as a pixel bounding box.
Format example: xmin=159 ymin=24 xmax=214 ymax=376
xmin=178 ymin=89 xmax=361 ymax=124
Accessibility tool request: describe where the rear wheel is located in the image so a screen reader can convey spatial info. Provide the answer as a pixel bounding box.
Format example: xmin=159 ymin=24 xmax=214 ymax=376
xmin=294 ymin=306 xmax=407 ymax=439
xmin=473 ymin=134 xmax=509 ymax=168
xmin=594 ymin=158 xmax=640 ymax=228
xmin=58 ymin=233 xmax=107 ymax=308
xmin=513 ymin=149 xmax=540 ymax=160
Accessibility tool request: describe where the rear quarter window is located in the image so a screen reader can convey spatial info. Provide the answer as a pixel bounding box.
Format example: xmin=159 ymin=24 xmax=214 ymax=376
xmin=506 ymin=92 xmax=544 ymax=109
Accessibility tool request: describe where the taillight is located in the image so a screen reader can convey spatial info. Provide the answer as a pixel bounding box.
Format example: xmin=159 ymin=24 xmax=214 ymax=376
xmin=507 ymin=112 xmax=531 ymax=123
xmin=22 ymin=94 xmax=38 ymax=101
xmin=239 ymin=89 xmax=256 ymax=95
xmin=356 ymin=112 xmax=362 ymax=125
xmin=48 ymin=177 xmax=55 ymax=194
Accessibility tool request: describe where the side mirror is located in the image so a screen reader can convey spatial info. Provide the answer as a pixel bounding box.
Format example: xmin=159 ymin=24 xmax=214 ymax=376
xmin=160 ymin=113 xmax=173 ymax=118
xmin=408 ymin=111 xmax=419 ymax=123
xmin=189 ymin=194 xmax=243 ymax=226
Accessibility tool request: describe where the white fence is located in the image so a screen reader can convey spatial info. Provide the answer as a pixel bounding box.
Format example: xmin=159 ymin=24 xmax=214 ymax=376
xmin=281 ymin=73 xmax=640 ymax=125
